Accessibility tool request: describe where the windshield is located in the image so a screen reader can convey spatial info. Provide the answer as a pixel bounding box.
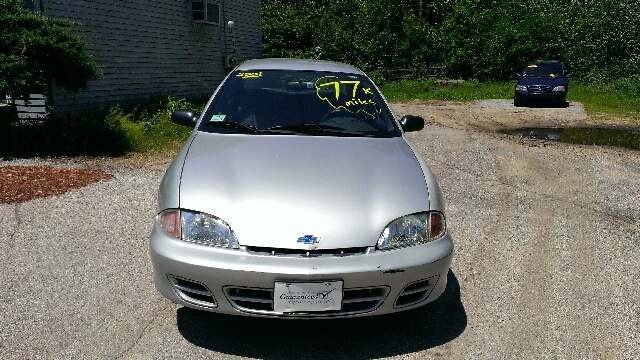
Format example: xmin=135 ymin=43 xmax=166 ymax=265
xmin=199 ymin=70 xmax=400 ymax=137
xmin=522 ymin=63 xmax=565 ymax=77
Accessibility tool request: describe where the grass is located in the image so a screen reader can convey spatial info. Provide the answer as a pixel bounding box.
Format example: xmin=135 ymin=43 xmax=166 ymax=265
xmin=568 ymin=82 xmax=640 ymax=124
xmin=380 ymin=79 xmax=513 ymax=102
xmin=106 ymin=96 xmax=202 ymax=153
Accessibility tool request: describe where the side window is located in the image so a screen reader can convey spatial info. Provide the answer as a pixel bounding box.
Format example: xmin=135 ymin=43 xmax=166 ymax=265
xmin=190 ymin=1 xmax=220 ymax=24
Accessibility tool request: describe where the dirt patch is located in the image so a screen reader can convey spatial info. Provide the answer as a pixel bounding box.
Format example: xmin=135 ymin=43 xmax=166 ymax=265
xmin=0 ymin=166 xmax=113 ymax=204
xmin=51 ymin=150 xmax=176 ymax=172
xmin=391 ymin=99 xmax=637 ymax=133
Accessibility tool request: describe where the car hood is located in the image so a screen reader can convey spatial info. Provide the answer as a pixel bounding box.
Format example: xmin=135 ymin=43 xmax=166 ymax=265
xmin=178 ymin=133 xmax=430 ymax=249
xmin=518 ymin=77 xmax=567 ymax=87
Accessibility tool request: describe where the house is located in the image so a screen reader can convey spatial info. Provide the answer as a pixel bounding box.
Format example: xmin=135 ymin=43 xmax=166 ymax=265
xmin=30 ymin=0 xmax=261 ymax=118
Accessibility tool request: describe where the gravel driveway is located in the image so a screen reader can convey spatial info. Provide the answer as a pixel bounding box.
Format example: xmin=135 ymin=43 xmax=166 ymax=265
xmin=1 ymin=100 xmax=638 ymax=359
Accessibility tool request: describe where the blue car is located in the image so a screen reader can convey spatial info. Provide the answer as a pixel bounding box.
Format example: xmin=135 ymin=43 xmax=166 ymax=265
xmin=514 ymin=61 xmax=573 ymax=107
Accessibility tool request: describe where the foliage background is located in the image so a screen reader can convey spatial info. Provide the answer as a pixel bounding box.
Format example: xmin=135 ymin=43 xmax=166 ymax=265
xmin=262 ymin=0 xmax=640 ymax=83
xmin=0 ymin=96 xmax=197 ymax=158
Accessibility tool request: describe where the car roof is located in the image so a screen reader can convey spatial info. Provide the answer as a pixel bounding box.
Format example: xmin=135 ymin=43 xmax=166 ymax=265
xmin=236 ymin=58 xmax=365 ymax=74
xmin=528 ymin=60 xmax=565 ymax=66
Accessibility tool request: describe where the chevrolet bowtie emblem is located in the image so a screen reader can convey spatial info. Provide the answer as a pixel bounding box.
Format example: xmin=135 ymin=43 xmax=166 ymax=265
xmin=297 ymin=235 xmax=320 ymax=244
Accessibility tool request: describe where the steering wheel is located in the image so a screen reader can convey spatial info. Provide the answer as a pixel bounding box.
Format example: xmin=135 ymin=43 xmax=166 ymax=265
xmin=319 ymin=109 xmax=382 ymax=133
xmin=320 ymin=109 xmax=356 ymax=123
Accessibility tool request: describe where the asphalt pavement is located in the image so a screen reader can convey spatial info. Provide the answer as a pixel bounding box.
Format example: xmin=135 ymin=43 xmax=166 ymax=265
xmin=1 ymin=122 xmax=639 ymax=359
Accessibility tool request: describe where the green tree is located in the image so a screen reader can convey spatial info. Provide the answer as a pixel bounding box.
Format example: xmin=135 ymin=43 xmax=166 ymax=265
xmin=563 ymin=0 xmax=640 ymax=82
xmin=261 ymin=0 xmax=640 ymax=82
xmin=261 ymin=0 xmax=318 ymax=59
xmin=0 ymin=0 xmax=99 ymax=101
xmin=263 ymin=0 xmax=421 ymax=71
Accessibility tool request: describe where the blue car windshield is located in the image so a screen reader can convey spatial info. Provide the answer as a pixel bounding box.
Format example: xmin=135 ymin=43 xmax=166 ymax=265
xmin=522 ymin=64 xmax=565 ymax=77
xmin=199 ymin=70 xmax=401 ymax=137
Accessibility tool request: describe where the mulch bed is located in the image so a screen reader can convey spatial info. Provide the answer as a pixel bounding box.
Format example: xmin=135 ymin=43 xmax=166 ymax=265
xmin=0 ymin=166 xmax=113 ymax=204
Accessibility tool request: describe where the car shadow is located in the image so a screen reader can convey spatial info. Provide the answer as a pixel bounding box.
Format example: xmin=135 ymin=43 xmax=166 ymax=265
xmin=176 ymin=270 xmax=466 ymax=359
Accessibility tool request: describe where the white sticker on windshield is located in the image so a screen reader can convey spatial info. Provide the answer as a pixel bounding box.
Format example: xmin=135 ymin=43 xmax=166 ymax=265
xmin=211 ymin=114 xmax=226 ymax=122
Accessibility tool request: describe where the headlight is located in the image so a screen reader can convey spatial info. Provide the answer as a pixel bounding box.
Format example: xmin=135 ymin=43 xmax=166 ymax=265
xmin=515 ymin=85 xmax=528 ymax=91
xmin=552 ymin=85 xmax=566 ymax=92
xmin=158 ymin=209 xmax=239 ymax=249
xmin=377 ymin=211 xmax=446 ymax=250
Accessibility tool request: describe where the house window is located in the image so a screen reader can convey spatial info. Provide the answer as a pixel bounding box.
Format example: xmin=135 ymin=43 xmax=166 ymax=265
xmin=191 ymin=1 xmax=220 ymax=24
xmin=206 ymin=3 xmax=220 ymax=23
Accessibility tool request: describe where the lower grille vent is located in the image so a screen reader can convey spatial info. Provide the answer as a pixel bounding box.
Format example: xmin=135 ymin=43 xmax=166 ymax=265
xmin=394 ymin=276 xmax=438 ymax=308
xmin=225 ymin=287 xmax=273 ymax=311
xmin=168 ymin=275 xmax=217 ymax=308
xmin=224 ymin=285 xmax=389 ymax=316
xmin=342 ymin=287 xmax=388 ymax=313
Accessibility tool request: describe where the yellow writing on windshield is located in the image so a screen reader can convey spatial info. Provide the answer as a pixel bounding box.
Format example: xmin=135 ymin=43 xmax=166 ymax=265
xmin=236 ymin=72 xmax=263 ymax=79
xmin=345 ymin=98 xmax=375 ymax=106
xmin=315 ymin=77 xmax=381 ymax=117
xmin=317 ymin=80 xmax=360 ymax=100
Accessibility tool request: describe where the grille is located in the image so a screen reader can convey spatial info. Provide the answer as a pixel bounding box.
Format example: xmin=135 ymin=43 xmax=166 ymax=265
xmin=528 ymin=85 xmax=552 ymax=93
xmin=394 ymin=276 xmax=438 ymax=308
xmin=245 ymin=246 xmax=371 ymax=258
xmin=224 ymin=285 xmax=389 ymax=316
xmin=168 ymin=275 xmax=217 ymax=308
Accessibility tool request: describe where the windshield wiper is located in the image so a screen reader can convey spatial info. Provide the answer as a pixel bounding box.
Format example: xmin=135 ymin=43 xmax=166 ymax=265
xmin=266 ymin=123 xmax=376 ymax=137
xmin=205 ymin=121 xmax=258 ymax=132
xmin=266 ymin=124 xmax=346 ymax=132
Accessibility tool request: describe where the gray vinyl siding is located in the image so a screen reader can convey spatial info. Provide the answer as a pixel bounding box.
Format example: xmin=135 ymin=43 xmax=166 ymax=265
xmin=40 ymin=0 xmax=261 ymax=117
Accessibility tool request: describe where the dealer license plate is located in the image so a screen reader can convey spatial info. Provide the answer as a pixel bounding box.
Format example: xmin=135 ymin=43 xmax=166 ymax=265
xmin=274 ymin=281 xmax=343 ymax=313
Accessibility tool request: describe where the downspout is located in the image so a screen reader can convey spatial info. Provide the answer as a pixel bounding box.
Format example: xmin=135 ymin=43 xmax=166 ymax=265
xmin=222 ymin=0 xmax=236 ymax=72
xmin=222 ymin=0 xmax=227 ymax=55
xmin=222 ymin=0 xmax=229 ymax=73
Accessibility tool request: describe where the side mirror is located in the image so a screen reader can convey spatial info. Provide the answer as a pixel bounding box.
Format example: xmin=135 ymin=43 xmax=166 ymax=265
xmin=171 ymin=110 xmax=198 ymax=128
xmin=566 ymin=74 xmax=574 ymax=79
xmin=400 ymin=115 xmax=424 ymax=132
xmin=515 ymin=73 xmax=522 ymax=79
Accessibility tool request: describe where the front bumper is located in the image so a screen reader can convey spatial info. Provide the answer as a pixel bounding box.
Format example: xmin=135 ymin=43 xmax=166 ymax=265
xmin=515 ymin=90 xmax=566 ymax=103
xmin=149 ymin=225 xmax=454 ymax=318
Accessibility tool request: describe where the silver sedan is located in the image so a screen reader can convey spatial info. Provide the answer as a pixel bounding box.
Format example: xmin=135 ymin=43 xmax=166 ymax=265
xmin=149 ymin=58 xmax=453 ymax=318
